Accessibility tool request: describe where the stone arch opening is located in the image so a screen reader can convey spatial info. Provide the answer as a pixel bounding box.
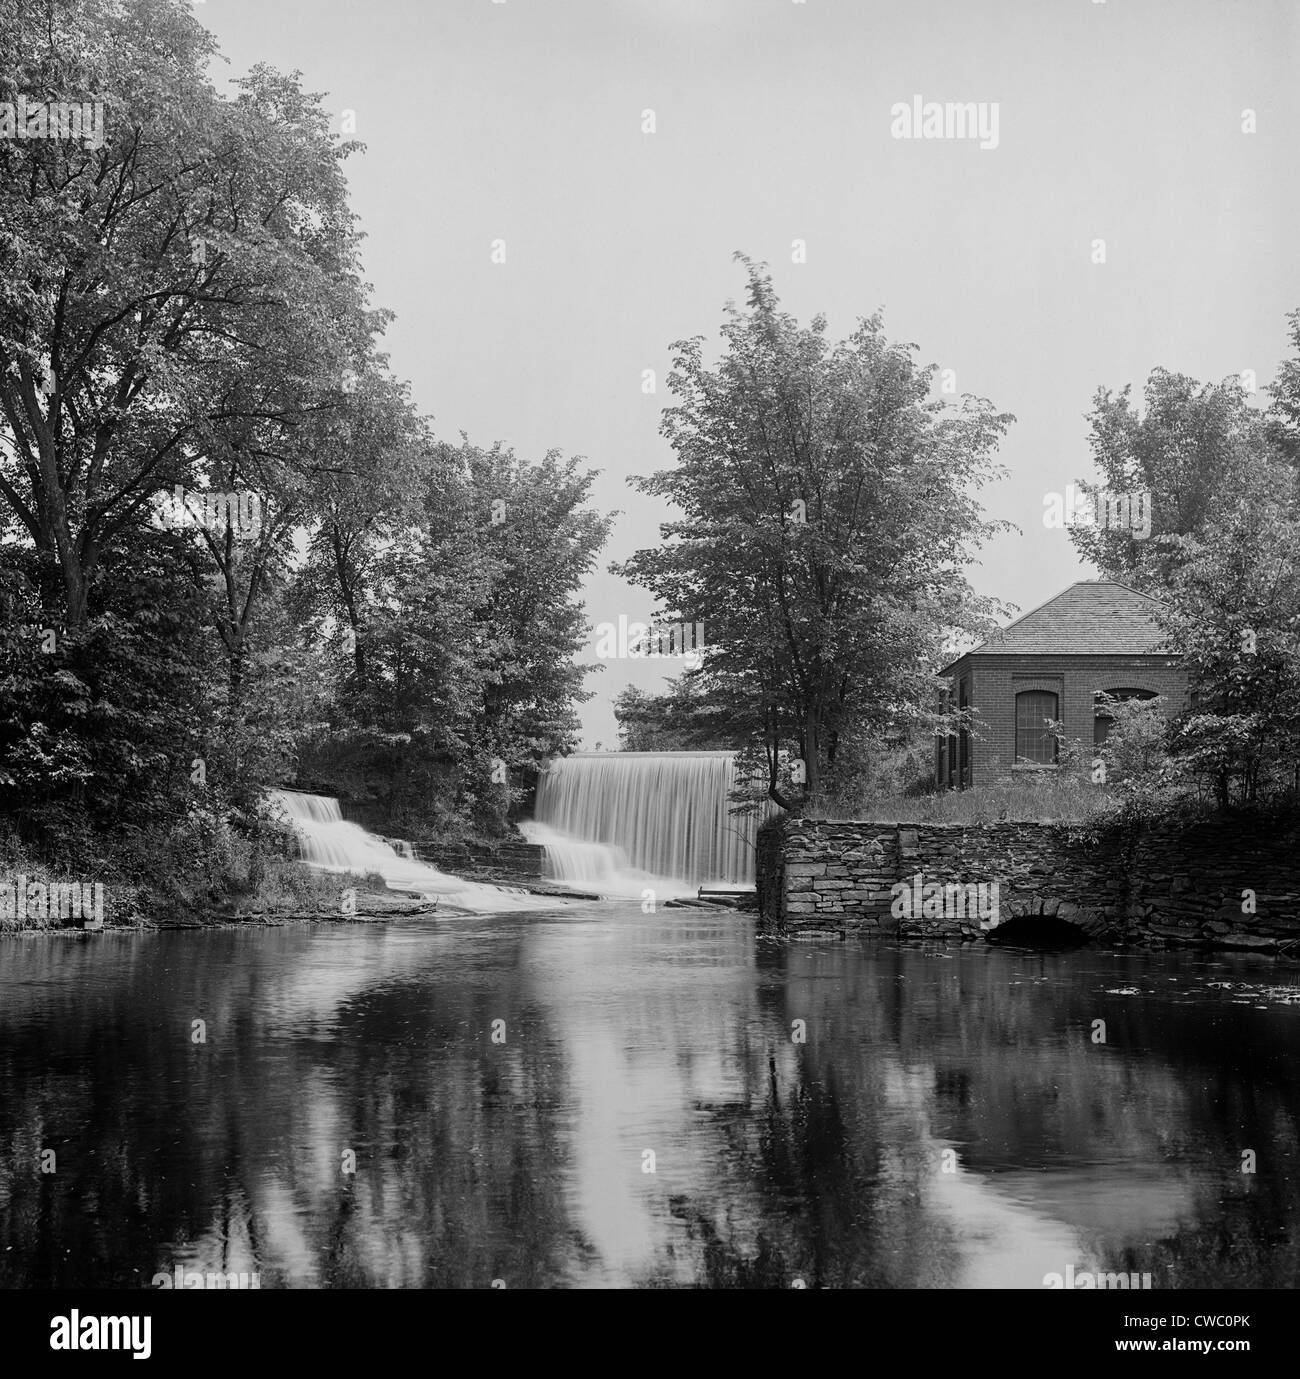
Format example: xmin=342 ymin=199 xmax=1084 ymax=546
xmin=984 ymin=914 xmax=1092 ymax=949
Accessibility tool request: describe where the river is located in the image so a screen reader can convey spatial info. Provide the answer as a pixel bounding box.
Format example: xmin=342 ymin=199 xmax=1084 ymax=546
xmin=1 ymin=905 xmax=1297 ymax=1288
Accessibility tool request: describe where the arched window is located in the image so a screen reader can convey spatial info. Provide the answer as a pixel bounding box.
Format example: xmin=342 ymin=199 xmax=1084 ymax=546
xmin=1015 ymin=690 xmax=1059 ymax=764
xmin=1093 ymin=688 xmax=1157 ymax=747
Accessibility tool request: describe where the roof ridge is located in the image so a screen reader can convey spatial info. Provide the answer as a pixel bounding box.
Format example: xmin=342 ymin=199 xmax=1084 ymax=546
xmin=1098 ymin=578 xmax=1166 ymax=607
xmin=939 ymin=579 xmax=1168 ymax=671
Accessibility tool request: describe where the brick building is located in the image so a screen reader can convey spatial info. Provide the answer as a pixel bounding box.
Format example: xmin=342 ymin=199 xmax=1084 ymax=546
xmin=936 ymin=580 xmax=1188 ymax=789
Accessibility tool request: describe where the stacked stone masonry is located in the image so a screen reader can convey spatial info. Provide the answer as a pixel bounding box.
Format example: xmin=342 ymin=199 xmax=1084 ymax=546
xmin=757 ymin=816 xmax=1300 ymax=952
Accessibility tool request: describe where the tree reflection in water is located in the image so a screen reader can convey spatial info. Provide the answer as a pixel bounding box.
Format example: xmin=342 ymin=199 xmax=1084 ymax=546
xmin=0 ymin=914 xmax=1297 ymax=1288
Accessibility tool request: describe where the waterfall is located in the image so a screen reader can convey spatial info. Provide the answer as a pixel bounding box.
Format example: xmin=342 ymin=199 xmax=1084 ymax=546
xmin=523 ymin=752 xmax=766 ymax=891
xmin=515 ymin=821 xmax=640 ymax=891
xmin=269 ymin=789 xmax=542 ymax=913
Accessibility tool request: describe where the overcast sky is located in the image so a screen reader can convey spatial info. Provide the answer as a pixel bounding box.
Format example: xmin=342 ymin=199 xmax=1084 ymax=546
xmin=200 ymin=0 xmax=1300 ymax=747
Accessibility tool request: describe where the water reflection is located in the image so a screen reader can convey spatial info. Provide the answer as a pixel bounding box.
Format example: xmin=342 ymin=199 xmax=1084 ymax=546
xmin=0 ymin=911 xmax=1297 ymax=1288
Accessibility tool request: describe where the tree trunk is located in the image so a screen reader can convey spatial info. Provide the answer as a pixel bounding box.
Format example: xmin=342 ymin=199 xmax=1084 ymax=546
xmin=803 ymin=704 xmax=822 ymax=806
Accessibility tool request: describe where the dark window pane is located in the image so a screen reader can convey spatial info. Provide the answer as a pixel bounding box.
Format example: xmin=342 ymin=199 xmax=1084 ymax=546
xmin=1096 ymin=687 xmax=1157 ymax=706
xmin=1015 ymin=690 xmax=1058 ymax=765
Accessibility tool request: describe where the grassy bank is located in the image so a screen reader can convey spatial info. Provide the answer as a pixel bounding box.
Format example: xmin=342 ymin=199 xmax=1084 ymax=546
xmin=822 ymin=771 xmax=1116 ymax=824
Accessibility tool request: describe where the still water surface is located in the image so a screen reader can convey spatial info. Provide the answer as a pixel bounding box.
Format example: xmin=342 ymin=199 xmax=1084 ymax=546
xmin=1 ymin=905 xmax=1298 ymax=1288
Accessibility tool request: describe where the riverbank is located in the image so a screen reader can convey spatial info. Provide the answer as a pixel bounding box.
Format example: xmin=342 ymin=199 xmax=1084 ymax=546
xmin=0 ymin=857 xmax=756 ymax=935
xmin=0 ymin=852 xmax=595 ymax=936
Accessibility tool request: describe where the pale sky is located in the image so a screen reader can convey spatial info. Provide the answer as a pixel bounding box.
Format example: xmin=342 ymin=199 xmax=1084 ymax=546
xmin=199 ymin=0 xmax=1300 ymax=746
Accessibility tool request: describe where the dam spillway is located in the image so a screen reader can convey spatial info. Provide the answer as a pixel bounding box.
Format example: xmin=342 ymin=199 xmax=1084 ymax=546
xmin=525 ymin=751 xmax=766 ymax=888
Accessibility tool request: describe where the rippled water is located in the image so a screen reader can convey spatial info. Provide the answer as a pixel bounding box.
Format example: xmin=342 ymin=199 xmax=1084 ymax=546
xmin=1 ymin=907 xmax=1297 ymax=1288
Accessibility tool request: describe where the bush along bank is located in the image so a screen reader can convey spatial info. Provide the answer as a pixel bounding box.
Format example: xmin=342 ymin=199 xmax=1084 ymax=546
xmin=0 ymin=808 xmax=437 ymax=935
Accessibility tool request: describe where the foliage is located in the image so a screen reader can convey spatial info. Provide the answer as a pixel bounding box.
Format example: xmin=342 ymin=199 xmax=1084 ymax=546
xmin=1092 ymin=695 xmax=1182 ymax=807
xmin=1156 ymin=468 xmax=1300 ymax=807
xmin=0 ymin=0 xmax=369 ymax=628
xmin=1074 ymin=344 xmax=1300 ymax=811
xmin=616 ymin=256 xmax=1013 ymax=810
xmin=612 ymin=673 xmax=737 ymax=751
xmin=1266 ymin=308 xmax=1300 ymax=464
xmin=298 ymin=436 xmax=611 ymax=836
xmin=1069 ymin=370 xmax=1273 ymax=594
xmin=0 ymin=1 xmax=612 ymax=914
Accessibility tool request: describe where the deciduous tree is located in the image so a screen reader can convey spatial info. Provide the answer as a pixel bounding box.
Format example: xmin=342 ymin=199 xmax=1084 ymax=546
xmin=617 ymin=257 xmax=1012 ymax=808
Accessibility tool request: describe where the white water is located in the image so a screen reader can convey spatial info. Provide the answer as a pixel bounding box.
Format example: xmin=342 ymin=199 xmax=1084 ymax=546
xmin=516 ymin=820 xmax=693 ymax=900
xmin=269 ymin=790 xmax=544 ymax=913
xmin=524 ymin=751 xmax=767 ymax=894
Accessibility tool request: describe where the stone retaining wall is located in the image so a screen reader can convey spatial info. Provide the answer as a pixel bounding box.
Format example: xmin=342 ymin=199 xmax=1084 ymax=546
xmin=758 ymin=813 xmax=1300 ymax=951
xmin=1128 ymin=814 xmax=1300 ymax=950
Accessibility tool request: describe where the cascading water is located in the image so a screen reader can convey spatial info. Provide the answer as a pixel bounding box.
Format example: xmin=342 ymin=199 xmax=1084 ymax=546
xmin=269 ymin=789 xmax=543 ymax=913
xmin=521 ymin=752 xmax=767 ymax=895
xmin=514 ymin=821 xmax=641 ymax=891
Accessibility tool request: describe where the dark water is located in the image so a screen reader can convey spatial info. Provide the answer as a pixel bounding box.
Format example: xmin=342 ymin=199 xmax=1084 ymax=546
xmin=1 ymin=906 xmax=1298 ymax=1289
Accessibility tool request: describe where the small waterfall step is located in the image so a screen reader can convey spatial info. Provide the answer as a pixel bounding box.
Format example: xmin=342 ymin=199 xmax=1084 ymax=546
xmin=269 ymin=789 xmax=553 ymax=914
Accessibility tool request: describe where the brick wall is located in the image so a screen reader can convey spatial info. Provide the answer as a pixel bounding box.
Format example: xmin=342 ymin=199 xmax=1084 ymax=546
xmin=760 ymin=813 xmax=1300 ymax=952
xmin=941 ymin=654 xmax=1188 ymax=787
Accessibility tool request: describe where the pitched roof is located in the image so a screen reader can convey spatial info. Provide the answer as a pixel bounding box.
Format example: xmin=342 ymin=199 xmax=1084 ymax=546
xmin=942 ymin=581 xmax=1171 ymax=669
